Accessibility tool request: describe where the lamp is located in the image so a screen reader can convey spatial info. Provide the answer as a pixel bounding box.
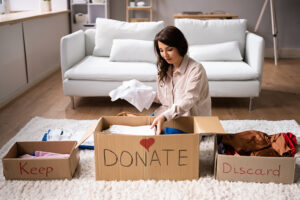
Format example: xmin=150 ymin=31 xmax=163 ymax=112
xmin=254 ymin=0 xmax=278 ymax=66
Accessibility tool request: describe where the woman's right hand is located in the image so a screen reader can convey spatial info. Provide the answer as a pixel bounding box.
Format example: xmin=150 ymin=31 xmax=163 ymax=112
xmin=150 ymin=114 xmax=166 ymax=135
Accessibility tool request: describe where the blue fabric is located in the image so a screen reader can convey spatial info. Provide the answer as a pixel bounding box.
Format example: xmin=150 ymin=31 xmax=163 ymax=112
xmin=42 ymin=130 xmax=50 ymax=141
xmin=79 ymin=145 xmax=94 ymax=150
xmin=163 ymin=127 xmax=186 ymax=135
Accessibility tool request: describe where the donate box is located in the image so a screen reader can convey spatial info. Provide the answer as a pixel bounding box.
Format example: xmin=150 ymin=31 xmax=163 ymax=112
xmin=2 ymin=141 xmax=79 ymax=180
xmin=94 ymin=116 xmax=225 ymax=181
xmin=214 ymin=135 xmax=299 ymax=184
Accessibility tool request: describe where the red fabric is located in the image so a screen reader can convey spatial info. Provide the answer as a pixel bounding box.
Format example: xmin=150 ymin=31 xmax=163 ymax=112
xmin=282 ymin=132 xmax=297 ymax=157
xmin=288 ymin=132 xmax=297 ymax=146
xmin=225 ymin=145 xmax=235 ymax=155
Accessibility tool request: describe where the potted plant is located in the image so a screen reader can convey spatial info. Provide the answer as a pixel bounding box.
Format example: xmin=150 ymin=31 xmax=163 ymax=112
xmin=129 ymin=0 xmax=135 ymax=7
xmin=40 ymin=0 xmax=51 ymax=12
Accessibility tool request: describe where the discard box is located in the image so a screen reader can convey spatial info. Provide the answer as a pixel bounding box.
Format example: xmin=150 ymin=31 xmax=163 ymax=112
xmin=2 ymin=141 xmax=79 ymax=180
xmin=94 ymin=116 xmax=225 ymax=181
xmin=214 ymin=135 xmax=300 ymax=184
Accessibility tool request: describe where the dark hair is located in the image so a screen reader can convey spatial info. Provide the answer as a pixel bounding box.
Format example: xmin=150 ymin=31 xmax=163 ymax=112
xmin=154 ymin=26 xmax=188 ymax=83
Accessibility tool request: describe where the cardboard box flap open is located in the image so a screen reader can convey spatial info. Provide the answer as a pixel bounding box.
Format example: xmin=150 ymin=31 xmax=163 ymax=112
xmin=294 ymin=142 xmax=300 ymax=158
xmin=93 ymin=116 xmax=225 ymax=136
xmin=75 ymin=118 xmax=102 ymax=149
xmin=3 ymin=141 xmax=78 ymax=159
xmin=194 ymin=116 xmax=226 ymax=134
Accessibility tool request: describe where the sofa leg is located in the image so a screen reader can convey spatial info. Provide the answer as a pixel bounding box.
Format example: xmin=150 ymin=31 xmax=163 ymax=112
xmin=249 ymin=97 xmax=254 ymax=111
xmin=70 ymin=96 xmax=75 ymax=109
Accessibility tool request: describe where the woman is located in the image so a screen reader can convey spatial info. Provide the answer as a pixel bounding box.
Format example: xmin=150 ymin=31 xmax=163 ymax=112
xmin=150 ymin=26 xmax=211 ymax=135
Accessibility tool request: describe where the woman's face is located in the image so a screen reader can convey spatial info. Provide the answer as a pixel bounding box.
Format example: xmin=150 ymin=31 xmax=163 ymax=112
xmin=158 ymin=41 xmax=182 ymax=67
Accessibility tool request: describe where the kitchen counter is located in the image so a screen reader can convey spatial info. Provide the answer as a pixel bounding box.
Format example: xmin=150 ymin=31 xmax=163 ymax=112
xmin=0 ymin=10 xmax=69 ymax=26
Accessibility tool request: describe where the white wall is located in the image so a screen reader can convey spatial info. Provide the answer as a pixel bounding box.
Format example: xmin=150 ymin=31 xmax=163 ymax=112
xmin=8 ymin=0 xmax=40 ymax=11
xmin=8 ymin=0 xmax=68 ymax=12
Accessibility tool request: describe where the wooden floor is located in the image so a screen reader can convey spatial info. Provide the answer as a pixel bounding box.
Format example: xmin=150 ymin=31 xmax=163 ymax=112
xmin=0 ymin=58 xmax=300 ymax=148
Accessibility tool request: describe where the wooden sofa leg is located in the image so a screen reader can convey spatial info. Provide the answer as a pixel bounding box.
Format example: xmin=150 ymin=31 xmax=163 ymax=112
xmin=249 ymin=97 xmax=254 ymax=111
xmin=70 ymin=96 xmax=75 ymax=109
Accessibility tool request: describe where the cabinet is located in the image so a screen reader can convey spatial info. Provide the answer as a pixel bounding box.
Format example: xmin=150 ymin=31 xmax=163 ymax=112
xmin=0 ymin=12 xmax=69 ymax=108
xmin=126 ymin=0 xmax=152 ymax=22
xmin=71 ymin=0 xmax=110 ymax=32
xmin=23 ymin=14 xmax=69 ymax=83
xmin=0 ymin=23 xmax=27 ymax=104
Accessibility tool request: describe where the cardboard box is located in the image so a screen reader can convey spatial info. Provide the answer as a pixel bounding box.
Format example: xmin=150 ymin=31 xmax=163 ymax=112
xmin=2 ymin=141 xmax=79 ymax=180
xmin=94 ymin=116 xmax=225 ymax=181
xmin=214 ymin=135 xmax=300 ymax=184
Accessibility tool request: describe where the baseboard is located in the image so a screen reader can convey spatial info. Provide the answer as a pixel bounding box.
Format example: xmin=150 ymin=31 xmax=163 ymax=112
xmin=0 ymin=66 xmax=60 ymax=109
xmin=265 ymin=48 xmax=300 ymax=58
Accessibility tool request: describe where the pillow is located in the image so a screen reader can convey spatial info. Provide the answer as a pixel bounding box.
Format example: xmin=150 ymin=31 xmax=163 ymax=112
xmin=93 ymin=18 xmax=164 ymax=57
xmin=109 ymin=39 xmax=156 ymax=63
xmin=188 ymin=41 xmax=243 ymax=61
xmin=175 ymin=19 xmax=247 ymax=56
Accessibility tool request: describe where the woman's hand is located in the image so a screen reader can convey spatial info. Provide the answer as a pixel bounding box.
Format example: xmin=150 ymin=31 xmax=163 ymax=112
xmin=150 ymin=114 xmax=166 ymax=135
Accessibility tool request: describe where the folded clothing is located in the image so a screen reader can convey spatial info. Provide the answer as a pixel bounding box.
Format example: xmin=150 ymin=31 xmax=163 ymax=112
xmin=220 ymin=130 xmax=297 ymax=157
xmin=103 ymin=125 xmax=156 ymax=136
xmin=103 ymin=125 xmax=186 ymax=135
xmin=163 ymin=127 xmax=186 ymax=135
xmin=42 ymin=129 xmax=94 ymax=150
xmin=19 ymin=151 xmax=69 ymax=159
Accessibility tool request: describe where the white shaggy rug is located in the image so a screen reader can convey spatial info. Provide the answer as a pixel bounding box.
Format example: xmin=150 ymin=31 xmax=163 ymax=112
xmin=1 ymin=117 xmax=300 ymax=200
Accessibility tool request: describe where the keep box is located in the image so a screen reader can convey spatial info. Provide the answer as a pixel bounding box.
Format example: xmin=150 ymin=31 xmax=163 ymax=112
xmin=2 ymin=141 xmax=80 ymax=180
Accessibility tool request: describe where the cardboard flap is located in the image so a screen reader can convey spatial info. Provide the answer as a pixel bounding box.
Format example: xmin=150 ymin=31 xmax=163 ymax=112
xmin=295 ymin=141 xmax=300 ymax=158
xmin=193 ymin=116 xmax=226 ymax=134
xmin=75 ymin=118 xmax=101 ymax=149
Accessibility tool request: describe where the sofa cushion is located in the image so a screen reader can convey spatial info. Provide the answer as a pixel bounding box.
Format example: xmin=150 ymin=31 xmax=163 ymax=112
xmin=175 ymin=19 xmax=247 ymax=56
xmin=85 ymin=29 xmax=96 ymax=56
xmin=93 ymin=18 xmax=164 ymax=57
xmin=201 ymin=61 xmax=259 ymax=81
xmin=64 ymin=56 xmax=157 ymax=82
xmin=189 ymin=41 xmax=243 ymax=61
xmin=109 ymin=39 xmax=156 ymax=63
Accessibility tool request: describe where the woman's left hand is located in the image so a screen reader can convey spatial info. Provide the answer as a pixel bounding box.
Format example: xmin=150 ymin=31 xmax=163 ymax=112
xmin=150 ymin=114 xmax=166 ymax=135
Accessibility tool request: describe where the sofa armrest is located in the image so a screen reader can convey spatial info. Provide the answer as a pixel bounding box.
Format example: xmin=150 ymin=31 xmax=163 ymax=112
xmin=60 ymin=30 xmax=85 ymax=80
xmin=245 ymin=32 xmax=265 ymax=83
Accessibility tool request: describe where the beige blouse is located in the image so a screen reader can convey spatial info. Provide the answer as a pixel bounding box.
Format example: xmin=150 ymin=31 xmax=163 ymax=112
xmin=154 ymin=55 xmax=211 ymax=120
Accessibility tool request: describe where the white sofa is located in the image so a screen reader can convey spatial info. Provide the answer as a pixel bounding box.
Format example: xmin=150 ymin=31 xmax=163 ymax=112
xmin=60 ymin=18 xmax=264 ymax=110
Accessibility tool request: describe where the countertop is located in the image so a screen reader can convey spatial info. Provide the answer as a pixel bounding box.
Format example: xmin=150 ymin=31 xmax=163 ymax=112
xmin=0 ymin=10 xmax=70 ymax=26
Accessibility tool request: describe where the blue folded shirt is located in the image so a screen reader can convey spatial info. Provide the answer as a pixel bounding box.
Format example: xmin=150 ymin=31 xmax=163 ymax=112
xmin=163 ymin=127 xmax=186 ymax=135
